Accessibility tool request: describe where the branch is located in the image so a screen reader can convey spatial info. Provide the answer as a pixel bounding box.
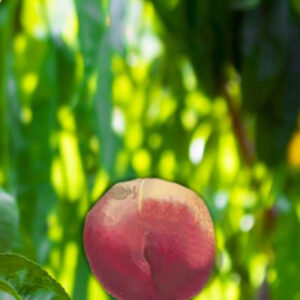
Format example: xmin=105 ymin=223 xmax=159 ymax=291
xmin=221 ymin=81 xmax=255 ymax=167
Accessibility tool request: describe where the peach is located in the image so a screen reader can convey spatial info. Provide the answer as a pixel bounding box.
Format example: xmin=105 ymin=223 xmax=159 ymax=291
xmin=84 ymin=178 xmax=215 ymax=300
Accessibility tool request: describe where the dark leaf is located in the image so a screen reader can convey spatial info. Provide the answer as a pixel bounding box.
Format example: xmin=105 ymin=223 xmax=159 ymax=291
xmin=242 ymin=0 xmax=300 ymax=165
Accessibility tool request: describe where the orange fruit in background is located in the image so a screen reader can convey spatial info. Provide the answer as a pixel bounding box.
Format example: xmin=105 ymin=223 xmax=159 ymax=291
xmin=288 ymin=131 xmax=300 ymax=168
xmin=84 ymin=178 xmax=215 ymax=300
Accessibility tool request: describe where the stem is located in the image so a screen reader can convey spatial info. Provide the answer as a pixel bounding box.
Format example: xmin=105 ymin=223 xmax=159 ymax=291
xmin=221 ymin=80 xmax=255 ymax=167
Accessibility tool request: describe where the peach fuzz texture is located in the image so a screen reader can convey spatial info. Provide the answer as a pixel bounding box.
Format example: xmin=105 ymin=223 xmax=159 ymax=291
xmin=84 ymin=178 xmax=215 ymax=300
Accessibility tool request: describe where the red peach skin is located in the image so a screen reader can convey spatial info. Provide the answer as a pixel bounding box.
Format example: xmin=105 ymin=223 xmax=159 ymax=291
xmin=84 ymin=178 xmax=215 ymax=300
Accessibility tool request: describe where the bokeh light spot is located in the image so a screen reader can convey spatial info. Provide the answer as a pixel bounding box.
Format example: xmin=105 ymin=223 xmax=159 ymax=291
xmin=20 ymin=106 xmax=33 ymax=124
xmin=148 ymin=133 xmax=162 ymax=149
xmin=125 ymin=123 xmax=143 ymax=150
xmin=21 ymin=73 xmax=38 ymax=94
xmin=88 ymin=276 xmax=109 ymax=300
xmin=92 ymin=170 xmax=109 ymax=201
xmin=132 ymin=149 xmax=151 ymax=176
xmin=189 ymin=138 xmax=205 ymax=164
xmin=249 ymin=254 xmax=268 ymax=287
xmin=159 ymin=150 xmax=176 ymax=180
xmin=214 ymin=191 xmax=228 ymax=209
xmin=14 ymin=34 xmax=27 ymax=54
xmin=287 ymin=131 xmax=300 ymax=168
xmin=181 ymin=108 xmax=198 ymax=130
xmin=112 ymin=107 xmax=125 ymax=135
xmin=113 ymin=74 xmax=133 ymax=104
xmin=240 ymin=214 xmax=254 ymax=232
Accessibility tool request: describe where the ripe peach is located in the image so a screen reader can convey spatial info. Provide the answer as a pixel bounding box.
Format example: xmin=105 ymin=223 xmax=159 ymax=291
xmin=84 ymin=178 xmax=215 ymax=300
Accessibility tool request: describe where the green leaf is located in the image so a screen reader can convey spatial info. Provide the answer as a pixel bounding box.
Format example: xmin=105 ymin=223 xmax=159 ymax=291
xmin=0 ymin=190 xmax=19 ymax=251
xmin=0 ymin=280 xmax=22 ymax=300
xmin=0 ymin=253 xmax=70 ymax=300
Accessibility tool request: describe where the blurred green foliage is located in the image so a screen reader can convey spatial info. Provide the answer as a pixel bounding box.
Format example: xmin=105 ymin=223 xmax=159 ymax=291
xmin=0 ymin=0 xmax=300 ymax=299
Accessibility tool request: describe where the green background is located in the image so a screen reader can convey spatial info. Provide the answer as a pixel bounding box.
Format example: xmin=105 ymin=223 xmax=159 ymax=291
xmin=1 ymin=0 xmax=300 ymax=299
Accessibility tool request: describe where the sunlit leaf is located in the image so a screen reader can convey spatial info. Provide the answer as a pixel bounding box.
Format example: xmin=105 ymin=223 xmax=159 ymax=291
xmin=0 ymin=253 xmax=70 ymax=299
